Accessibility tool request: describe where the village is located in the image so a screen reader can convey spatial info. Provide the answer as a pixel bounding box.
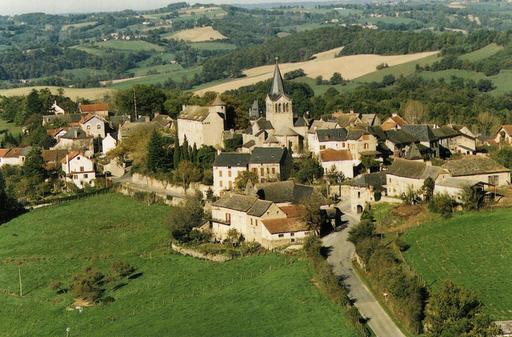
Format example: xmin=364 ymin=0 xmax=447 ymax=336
xmin=1 ymin=62 xmax=510 ymax=251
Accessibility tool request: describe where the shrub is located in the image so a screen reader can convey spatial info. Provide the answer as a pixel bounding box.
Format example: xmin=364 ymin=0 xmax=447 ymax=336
xmin=428 ymin=194 xmax=455 ymax=217
xmin=111 ymin=261 xmax=136 ymax=278
xmin=70 ymin=267 xmax=105 ymax=302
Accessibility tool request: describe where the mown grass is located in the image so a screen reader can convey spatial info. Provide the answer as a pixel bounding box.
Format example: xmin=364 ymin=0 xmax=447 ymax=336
xmin=459 ymin=43 xmax=503 ymax=62
xmin=189 ymin=41 xmax=237 ymax=50
xmin=0 ymin=193 xmax=361 ymax=337
xmin=94 ymin=40 xmax=165 ymax=52
xmin=402 ymin=208 xmax=512 ymax=319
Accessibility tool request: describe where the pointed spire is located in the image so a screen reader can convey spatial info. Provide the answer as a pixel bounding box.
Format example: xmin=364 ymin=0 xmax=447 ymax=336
xmin=269 ymin=57 xmax=285 ymax=97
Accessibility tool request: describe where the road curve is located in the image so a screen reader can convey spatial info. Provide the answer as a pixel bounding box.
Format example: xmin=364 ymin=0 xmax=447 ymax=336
xmin=322 ymin=213 xmax=407 ymax=337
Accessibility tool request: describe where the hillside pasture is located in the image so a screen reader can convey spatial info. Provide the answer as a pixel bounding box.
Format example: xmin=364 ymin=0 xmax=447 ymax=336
xmin=0 ymin=193 xmax=361 ymax=337
xmin=94 ymin=40 xmax=165 ymax=52
xmin=459 ymin=43 xmax=503 ymax=62
xmin=167 ymin=26 xmax=227 ymax=42
xmin=189 ymin=41 xmax=237 ymax=50
xmin=110 ymin=66 xmax=201 ymax=89
xmin=0 ymin=86 xmax=114 ymax=100
xmin=195 ymin=48 xmax=438 ymax=94
xmin=61 ymin=21 xmax=97 ymax=31
xmin=403 ymin=208 xmax=512 ymax=319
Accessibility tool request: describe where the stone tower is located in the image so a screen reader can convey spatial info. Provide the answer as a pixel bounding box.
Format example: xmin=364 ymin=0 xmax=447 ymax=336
xmin=265 ymin=60 xmax=293 ymax=131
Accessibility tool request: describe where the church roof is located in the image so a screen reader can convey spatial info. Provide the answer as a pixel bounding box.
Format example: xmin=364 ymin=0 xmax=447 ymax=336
xmin=269 ymin=61 xmax=286 ymax=99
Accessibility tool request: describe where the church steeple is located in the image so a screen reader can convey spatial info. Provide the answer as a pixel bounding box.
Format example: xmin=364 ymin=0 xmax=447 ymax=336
xmin=269 ymin=58 xmax=285 ymax=98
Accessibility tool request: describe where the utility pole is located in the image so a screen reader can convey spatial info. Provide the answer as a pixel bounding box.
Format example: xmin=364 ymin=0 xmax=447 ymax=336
xmin=18 ymin=265 xmax=23 ymax=297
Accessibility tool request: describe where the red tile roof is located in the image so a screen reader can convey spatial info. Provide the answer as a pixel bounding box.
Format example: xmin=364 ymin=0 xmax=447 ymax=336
xmin=319 ymin=149 xmax=353 ymax=162
xmin=498 ymin=125 xmax=512 ymax=135
xmin=382 ymin=114 xmax=408 ymax=131
xmin=79 ymin=103 xmax=108 ymax=113
xmin=0 ymin=149 xmax=9 ymax=158
xmin=261 ymin=218 xmax=309 ymax=234
xmin=278 ymin=205 xmax=305 ymax=218
xmin=61 ymin=151 xmax=82 ymax=164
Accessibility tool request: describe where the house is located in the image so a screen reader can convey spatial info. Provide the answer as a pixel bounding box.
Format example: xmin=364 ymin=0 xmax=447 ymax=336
xmin=212 ymin=152 xmax=251 ymax=194
xmin=310 ymin=128 xmax=377 ymax=160
xmin=47 ymin=127 xmax=68 ymax=141
xmin=61 ymin=151 xmax=96 ymax=188
xmin=385 ymin=158 xmax=446 ymax=197
xmin=79 ymin=103 xmax=109 ymax=118
xmin=210 ymin=193 xmax=310 ymax=249
xmin=79 ymin=114 xmax=106 ymax=139
xmin=343 ymin=172 xmax=387 ymax=213
xmin=441 ymin=156 xmax=510 ymax=186
xmin=254 ymin=180 xmax=327 ymax=205
xmin=381 ymin=113 xmax=408 ymax=131
xmin=42 ymin=149 xmax=69 ymax=170
xmin=434 ymin=176 xmax=485 ymax=202
xmin=102 ymin=132 xmax=118 ymax=155
xmin=177 ymin=98 xmax=225 ymax=148
xmin=248 ymin=147 xmax=292 ymax=183
xmin=52 ymin=127 xmax=94 ymax=153
xmin=151 ymin=113 xmax=174 ymax=131
xmin=319 ymin=148 xmax=360 ymax=179
xmin=0 ymin=147 xmax=31 ymax=167
xmin=383 ymin=129 xmax=418 ymax=158
xmin=495 ymin=125 xmax=512 ymax=145
xmin=401 ymin=124 xmax=440 ymax=158
xmin=50 ymin=101 xmax=65 ymax=115
xmin=434 ymin=125 xmax=476 ymax=156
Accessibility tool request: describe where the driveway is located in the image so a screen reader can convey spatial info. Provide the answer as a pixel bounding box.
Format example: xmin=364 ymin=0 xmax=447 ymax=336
xmin=322 ymin=212 xmax=406 ymax=337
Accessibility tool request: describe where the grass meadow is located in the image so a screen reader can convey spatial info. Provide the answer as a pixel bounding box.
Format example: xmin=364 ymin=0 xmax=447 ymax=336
xmin=0 ymin=193 xmax=361 ymax=337
xmin=402 ymin=208 xmax=512 ymax=319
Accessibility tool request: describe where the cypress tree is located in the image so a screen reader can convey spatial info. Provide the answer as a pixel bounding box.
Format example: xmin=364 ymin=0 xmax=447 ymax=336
xmin=173 ymin=136 xmax=180 ymax=169
xmin=146 ymin=130 xmax=166 ymax=173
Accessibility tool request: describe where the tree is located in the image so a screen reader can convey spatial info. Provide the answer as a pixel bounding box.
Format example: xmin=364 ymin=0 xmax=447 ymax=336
xmin=477 ymin=111 xmax=500 ymax=138
xmin=348 ymin=209 xmax=376 ymax=245
xmin=234 ymin=170 xmax=258 ymax=191
xmin=293 ymin=156 xmax=323 ymax=184
xmin=302 ymin=192 xmax=325 ymax=235
xmin=422 ymin=177 xmax=435 ymax=202
xmin=382 ymin=74 xmax=396 ymax=86
xmin=460 ymin=185 xmax=484 ymax=211
xmin=168 ymin=191 xmax=207 ymax=243
xmin=174 ymin=160 xmax=200 ymax=192
xmin=23 ymin=147 xmax=45 ymax=179
xmin=329 ymin=72 xmax=344 ymax=85
xmin=493 ymin=146 xmax=512 ymax=169
xmin=146 ymin=131 xmax=167 ymax=173
xmin=424 ymin=281 xmax=500 ymax=337
xmin=402 ymin=100 xmax=429 ymax=124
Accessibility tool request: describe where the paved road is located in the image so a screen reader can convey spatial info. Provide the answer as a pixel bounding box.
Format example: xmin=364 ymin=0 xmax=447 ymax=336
xmin=322 ymin=212 xmax=406 ymax=337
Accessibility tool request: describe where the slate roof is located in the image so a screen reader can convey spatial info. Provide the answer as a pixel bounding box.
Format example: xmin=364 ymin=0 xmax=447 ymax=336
xmin=213 ymin=152 xmax=251 ymax=167
xmin=386 ymin=158 xmax=445 ymax=179
xmin=401 ymin=125 xmax=438 ymax=142
xmin=242 ymin=140 xmax=256 ymax=148
xmin=178 ymin=105 xmax=211 ymax=121
xmin=308 ymin=120 xmax=338 ymax=133
xmin=404 ymin=142 xmax=431 ymax=160
xmin=274 ymin=126 xmax=300 ymax=137
xmin=212 ymin=194 xmax=273 ymax=217
xmin=255 ymin=118 xmax=274 ymax=130
xmin=368 ymin=126 xmax=387 ymax=140
xmin=442 ymin=157 xmax=510 ymax=176
xmin=319 ymin=149 xmax=353 ymax=162
xmin=385 ymin=130 xmax=417 ymax=145
xmin=62 ymin=127 xmax=91 ymax=139
xmin=249 ymin=147 xmax=287 ymax=164
xmin=351 ymin=172 xmax=387 ymax=190
xmin=255 ymin=180 xmax=327 ymax=204
xmin=316 ymin=128 xmax=364 ymax=142
xmin=433 ymin=126 xmax=461 ymax=139
xmin=335 ymin=113 xmax=361 ymax=127
xmin=294 ymin=116 xmax=309 ymax=127
xmin=269 ymin=62 xmax=286 ymax=99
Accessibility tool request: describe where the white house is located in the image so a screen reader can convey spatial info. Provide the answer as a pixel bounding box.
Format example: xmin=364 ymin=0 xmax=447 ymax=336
xmin=61 ymin=151 xmax=96 ymax=188
xmin=210 ymin=193 xmax=310 ymax=249
xmin=385 ymin=158 xmax=446 ymax=197
xmin=50 ymin=101 xmax=65 ymax=115
xmin=319 ymin=148 xmax=361 ymax=179
xmin=102 ymin=132 xmax=118 ymax=155
xmin=309 ymin=128 xmax=377 ymax=160
xmin=441 ymin=156 xmax=510 ymax=187
xmin=212 ymin=152 xmax=251 ymax=194
xmin=80 ymin=114 xmax=106 ymax=139
xmin=177 ymin=100 xmax=225 ymax=148
xmin=495 ymin=125 xmax=512 ymax=145
xmin=0 ymin=147 xmax=31 ymax=167
xmin=53 ymin=128 xmax=94 ymax=153
xmin=434 ymin=125 xmax=476 ymax=155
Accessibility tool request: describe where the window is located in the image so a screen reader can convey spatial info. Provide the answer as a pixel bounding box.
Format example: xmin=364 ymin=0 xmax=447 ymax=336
xmin=358 ymin=191 xmax=361 ymax=199
xmin=252 ymin=168 xmax=257 ymax=174
xmin=80 ymin=166 xmax=84 ymax=172
xmin=228 ymin=170 xmax=231 ymax=178
xmin=272 ymin=167 xmax=276 ymax=174
xmin=342 ymin=142 xmax=346 ymax=148
xmin=228 ymin=181 xmax=232 ymax=189
xmin=73 ymin=175 xmax=78 ymax=180
xmin=266 ymin=167 xmax=270 ymax=174
xmin=320 ymin=145 xmax=326 ymax=150
xmin=220 ymin=181 xmax=223 ymax=187
xmin=489 ymin=175 xmax=499 ymax=185
xmin=290 ymin=232 xmax=295 ymax=237
xmin=84 ymin=174 xmax=88 ymax=179
xmin=225 ymin=213 xmax=231 ymax=223
xmin=97 ymin=124 xmax=101 ymax=129
xmin=219 ymin=170 xmax=223 ymax=177
xmin=364 ymin=143 xmax=369 ymax=149
xmin=87 ymin=125 xmax=91 ymax=130
xmin=291 ymin=238 xmax=295 ymax=242
xmin=260 ymin=167 xmax=264 ymax=175
xmin=278 ymin=233 xmax=284 ymax=238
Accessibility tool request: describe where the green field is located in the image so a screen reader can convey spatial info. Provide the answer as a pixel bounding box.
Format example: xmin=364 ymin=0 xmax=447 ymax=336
xmin=292 ymin=76 xmax=362 ymax=95
xmin=0 ymin=193 xmax=360 ymax=337
xmin=111 ymin=66 xmax=201 ymax=89
xmin=0 ymin=118 xmax=22 ymax=135
xmin=403 ymin=208 xmax=512 ymax=319
xmin=189 ymin=42 xmax=237 ymax=50
xmin=94 ymin=40 xmax=165 ymax=52
xmin=459 ymin=43 xmax=503 ymax=62
xmin=61 ymin=21 xmax=97 ymax=31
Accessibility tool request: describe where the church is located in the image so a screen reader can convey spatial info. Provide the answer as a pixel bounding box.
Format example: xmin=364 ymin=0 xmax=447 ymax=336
xmin=242 ymin=61 xmax=309 ymax=155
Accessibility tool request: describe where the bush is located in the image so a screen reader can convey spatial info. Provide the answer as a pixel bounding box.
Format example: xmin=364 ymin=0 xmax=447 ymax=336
xmin=111 ymin=261 xmax=136 ymax=278
xmin=428 ymin=194 xmax=455 ymax=217
xmin=376 ymin=63 xmax=389 ymax=70
xmin=70 ymin=267 xmax=105 ymax=302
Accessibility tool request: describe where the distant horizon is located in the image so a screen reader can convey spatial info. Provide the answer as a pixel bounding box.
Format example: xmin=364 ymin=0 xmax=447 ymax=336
xmin=0 ymin=0 xmax=335 ymax=15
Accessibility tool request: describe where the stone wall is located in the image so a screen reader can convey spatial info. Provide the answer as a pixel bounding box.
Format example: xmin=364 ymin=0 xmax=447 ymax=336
xmin=171 ymin=243 xmax=231 ymax=262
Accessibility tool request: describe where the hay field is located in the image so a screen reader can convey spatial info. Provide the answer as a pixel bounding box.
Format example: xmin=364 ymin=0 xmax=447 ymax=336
xmin=168 ymin=26 xmax=226 ymax=42
xmin=195 ymin=48 xmax=438 ymax=95
xmin=0 ymin=86 xmax=114 ymax=100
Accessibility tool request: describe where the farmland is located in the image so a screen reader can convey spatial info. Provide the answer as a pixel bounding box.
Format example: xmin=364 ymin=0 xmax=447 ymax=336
xmin=0 ymin=86 xmax=114 ymax=100
xmin=77 ymin=40 xmax=165 ymax=53
xmin=166 ymin=26 xmax=227 ymax=42
xmin=402 ymin=208 xmax=512 ymax=319
xmin=0 ymin=193 xmax=361 ymax=337
xmin=195 ymin=48 xmax=438 ymax=95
